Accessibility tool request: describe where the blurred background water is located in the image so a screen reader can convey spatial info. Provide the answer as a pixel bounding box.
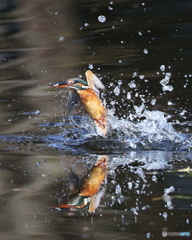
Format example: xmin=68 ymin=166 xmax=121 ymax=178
xmin=0 ymin=0 xmax=192 ymax=239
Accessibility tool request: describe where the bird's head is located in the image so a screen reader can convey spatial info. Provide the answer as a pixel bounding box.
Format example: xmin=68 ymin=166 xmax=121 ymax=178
xmin=49 ymin=78 xmax=89 ymax=91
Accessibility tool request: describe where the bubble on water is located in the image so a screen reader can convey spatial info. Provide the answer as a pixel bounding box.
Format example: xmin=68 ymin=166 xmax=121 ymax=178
xmin=143 ymin=48 xmax=148 ymax=54
xmin=98 ymin=15 xmax=106 ymax=23
xmin=114 ymin=85 xmax=121 ymax=96
xmin=88 ymin=64 xmax=94 ymax=69
xmin=160 ymin=65 xmax=165 ymax=71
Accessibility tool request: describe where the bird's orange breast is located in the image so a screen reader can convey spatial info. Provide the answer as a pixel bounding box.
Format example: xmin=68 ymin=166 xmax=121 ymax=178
xmin=77 ymin=89 xmax=106 ymax=120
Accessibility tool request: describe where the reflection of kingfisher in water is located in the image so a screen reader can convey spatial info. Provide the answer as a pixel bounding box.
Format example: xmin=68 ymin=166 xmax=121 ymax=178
xmin=52 ymin=156 xmax=108 ymax=212
xmin=50 ymin=70 xmax=108 ymax=135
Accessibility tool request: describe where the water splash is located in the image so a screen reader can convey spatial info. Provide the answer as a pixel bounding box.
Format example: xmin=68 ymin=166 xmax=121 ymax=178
xmin=106 ymin=108 xmax=191 ymax=151
xmin=43 ymin=107 xmax=192 ymax=153
xmin=1 ymin=108 xmax=190 ymax=154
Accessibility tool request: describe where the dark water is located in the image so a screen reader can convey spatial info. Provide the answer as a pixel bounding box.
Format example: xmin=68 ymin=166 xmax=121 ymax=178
xmin=0 ymin=0 xmax=192 ymax=239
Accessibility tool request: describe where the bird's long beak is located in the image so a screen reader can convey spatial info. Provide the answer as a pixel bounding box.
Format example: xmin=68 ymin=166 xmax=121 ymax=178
xmin=49 ymin=82 xmax=69 ymax=88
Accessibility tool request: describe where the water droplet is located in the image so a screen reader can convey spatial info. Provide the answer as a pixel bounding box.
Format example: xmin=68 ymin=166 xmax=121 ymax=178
xmin=98 ymin=15 xmax=106 ymax=23
xmin=132 ymin=72 xmax=138 ymax=77
xmin=152 ymin=175 xmax=157 ymax=182
xmin=118 ymin=79 xmax=123 ymax=85
xmin=88 ymin=64 xmax=93 ymax=69
xmin=35 ymin=110 xmax=41 ymax=115
xmin=127 ymin=92 xmax=131 ymax=100
xmin=84 ymin=23 xmax=89 ymax=27
xmin=160 ymin=65 xmax=165 ymax=71
xmin=167 ymin=101 xmax=173 ymax=105
xmin=162 ymin=212 xmax=168 ymax=220
xmin=165 ymin=72 xmax=172 ymax=80
xmin=143 ymin=48 xmax=148 ymax=54
xmin=160 ymin=78 xmax=169 ymax=86
xmin=150 ymin=98 xmax=156 ymax=105
xmin=146 ymin=232 xmax=151 ymax=238
xmin=58 ymin=36 xmax=65 ymax=41
xmin=128 ymin=182 xmax=132 ymax=189
xmin=115 ymin=184 xmax=122 ymax=195
xmin=128 ymin=81 xmax=136 ymax=88
xmin=162 ymin=85 xmax=173 ymax=92
xmin=36 ymin=162 xmax=41 ymax=167
xmin=164 ymin=186 xmax=175 ymax=194
xmin=114 ymin=85 xmax=120 ymax=96
xmin=166 ymin=200 xmax=173 ymax=210
xmin=179 ymin=110 xmax=187 ymax=116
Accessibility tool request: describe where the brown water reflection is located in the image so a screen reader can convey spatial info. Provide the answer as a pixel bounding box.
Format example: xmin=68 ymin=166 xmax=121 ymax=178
xmin=0 ymin=0 xmax=192 ymax=239
xmin=0 ymin=152 xmax=192 ymax=239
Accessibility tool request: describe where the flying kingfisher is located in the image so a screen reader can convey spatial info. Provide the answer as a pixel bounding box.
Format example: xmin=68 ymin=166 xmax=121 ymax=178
xmin=50 ymin=70 xmax=108 ymax=135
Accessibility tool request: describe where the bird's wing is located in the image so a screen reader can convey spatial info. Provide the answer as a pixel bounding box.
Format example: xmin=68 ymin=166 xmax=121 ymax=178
xmin=65 ymin=89 xmax=79 ymax=115
xmin=85 ymin=70 xmax=105 ymax=95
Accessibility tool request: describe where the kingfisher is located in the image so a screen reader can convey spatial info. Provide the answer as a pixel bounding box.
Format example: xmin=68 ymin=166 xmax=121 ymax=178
xmin=50 ymin=70 xmax=108 ymax=135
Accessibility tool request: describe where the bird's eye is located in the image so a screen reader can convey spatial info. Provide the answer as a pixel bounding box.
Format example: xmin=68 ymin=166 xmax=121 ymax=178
xmin=73 ymin=80 xmax=78 ymax=84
